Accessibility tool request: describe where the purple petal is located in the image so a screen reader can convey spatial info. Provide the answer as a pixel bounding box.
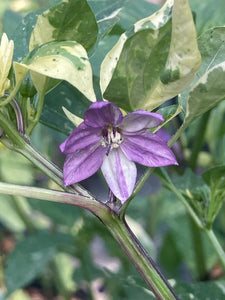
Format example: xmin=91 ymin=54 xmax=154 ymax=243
xmin=121 ymin=132 xmax=178 ymax=167
xmin=63 ymin=143 xmax=106 ymax=186
xmin=120 ymin=110 xmax=164 ymax=133
xmin=60 ymin=122 xmax=101 ymax=154
xmin=101 ymin=148 xmax=137 ymax=204
xmin=84 ymin=101 xmax=123 ymax=128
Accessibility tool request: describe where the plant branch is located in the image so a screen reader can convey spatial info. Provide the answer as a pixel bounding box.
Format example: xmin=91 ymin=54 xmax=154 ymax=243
xmin=26 ymin=82 xmax=47 ymax=135
xmin=0 ymin=182 xmax=109 ymax=218
xmin=104 ymin=215 xmax=180 ymax=300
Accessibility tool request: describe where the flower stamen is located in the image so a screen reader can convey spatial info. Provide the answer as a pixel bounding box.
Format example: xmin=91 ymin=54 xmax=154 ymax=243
xmin=101 ymin=125 xmax=123 ymax=154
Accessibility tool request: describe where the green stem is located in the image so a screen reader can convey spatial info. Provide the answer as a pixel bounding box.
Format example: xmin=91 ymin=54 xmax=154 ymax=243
xmin=0 ymin=181 xmax=179 ymax=299
xmin=0 ymin=75 xmax=26 ymax=107
xmin=0 ymin=112 xmax=25 ymax=148
xmin=160 ymin=171 xmax=203 ymax=229
xmin=168 ymin=124 xmax=187 ymax=148
xmin=204 ymin=229 xmax=225 ymax=270
xmin=104 ymin=215 xmax=180 ymax=300
xmin=0 ymin=182 xmax=108 ymax=218
xmin=160 ymin=171 xmax=225 ymax=272
xmin=26 ymin=87 xmax=46 ymax=135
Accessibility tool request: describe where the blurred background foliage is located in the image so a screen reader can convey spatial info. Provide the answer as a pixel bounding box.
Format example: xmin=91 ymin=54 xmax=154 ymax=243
xmin=0 ymin=0 xmax=225 ymax=299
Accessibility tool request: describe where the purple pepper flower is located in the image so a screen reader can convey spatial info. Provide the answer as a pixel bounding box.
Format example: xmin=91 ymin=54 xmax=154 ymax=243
xmin=60 ymin=101 xmax=178 ymax=203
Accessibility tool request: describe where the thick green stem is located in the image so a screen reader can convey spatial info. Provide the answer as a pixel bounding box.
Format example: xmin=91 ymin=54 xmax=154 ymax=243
xmin=0 ymin=182 xmax=179 ymax=299
xmin=104 ymin=215 xmax=180 ymax=300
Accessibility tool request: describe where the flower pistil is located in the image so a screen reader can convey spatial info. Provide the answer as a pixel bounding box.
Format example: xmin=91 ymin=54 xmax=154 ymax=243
xmin=101 ymin=126 xmax=123 ymax=155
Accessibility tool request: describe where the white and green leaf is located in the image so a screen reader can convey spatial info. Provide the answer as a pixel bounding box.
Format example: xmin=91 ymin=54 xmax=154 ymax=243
xmin=14 ymin=41 xmax=96 ymax=101
xmin=180 ymin=26 xmax=225 ymax=125
xmin=100 ymin=0 xmax=201 ymax=111
xmin=184 ymin=61 xmax=225 ymax=125
xmin=29 ymin=0 xmax=98 ymax=52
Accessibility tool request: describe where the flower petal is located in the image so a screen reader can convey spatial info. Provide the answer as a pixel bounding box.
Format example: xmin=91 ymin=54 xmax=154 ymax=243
xmin=84 ymin=101 xmax=123 ymax=128
xmin=63 ymin=143 xmax=106 ymax=186
xmin=121 ymin=132 xmax=178 ymax=167
xmin=120 ymin=110 xmax=164 ymax=133
xmin=101 ymin=148 xmax=137 ymax=204
xmin=60 ymin=122 xmax=101 ymax=154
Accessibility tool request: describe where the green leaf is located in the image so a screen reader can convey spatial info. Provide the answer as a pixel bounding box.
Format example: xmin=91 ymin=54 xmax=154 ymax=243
xmin=173 ymin=169 xmax=205 ymax=195
xmin=0 ymin=149 xmax=34 ymax=185
xmin=29 ymin=0 xmax=98 ymax=52
xmin=90 ymin=0 xmax=124 ymax=41
xmin=175 ymin=280 xmax=225 ymax=300
xmin=115 ymin=0 xmax=158 ymax=32
xmin=189 ymin=0 xmax=225 ymax=34
xmin=184 ymin=61 xmax=225 ymax=125
xmin=202 ymin=165 xmax=225 ymax=226
xmin=29 ymin=198 xmax=80 ymax=227
xmin=5 ymin=232 xmax=56 ymax=294
xmin=0 ymin=195 xmax=27 ymax=232
xmin=41 ymin=81 xmax=91 ymax=135
xmin=101 ymin=269 xmax=154 ymax=300
xmin=155 ymin=104 xmax=182 ymax=131
xmin=100 ymin=0 xmax=201 ymax=111
xmin=2 ymin=10 xmax=22 ymax=39
xmin=180 ymin=27 xmax=225 ymax=126
xmin=14 ymin=40 xmax=96 ymax=101
xmin=10 ymin=11 xmax=40 ymax=61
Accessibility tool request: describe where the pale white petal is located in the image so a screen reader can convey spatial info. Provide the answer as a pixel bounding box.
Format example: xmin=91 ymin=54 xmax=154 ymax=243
xmin=101 ymin=148 xmax=137 ymax=203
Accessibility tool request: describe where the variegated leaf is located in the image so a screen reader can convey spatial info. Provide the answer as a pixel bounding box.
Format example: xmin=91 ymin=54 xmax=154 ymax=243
xmin=184 ymin=61 xmax=225 ymax=125
xmin=14 ymin=41 xmax=96 ymax=101
xmin=29 ymin=0 xmax=98 ymax=52
xmin=100 ymin=0 xmax=201 ymax=112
